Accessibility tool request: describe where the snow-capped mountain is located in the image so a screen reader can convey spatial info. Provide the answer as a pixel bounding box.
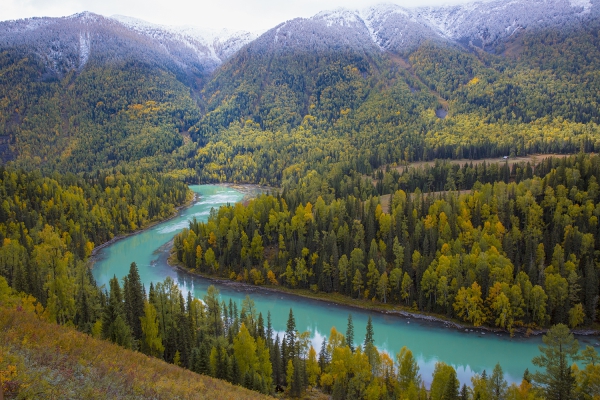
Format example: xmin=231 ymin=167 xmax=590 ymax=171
xmin=401 ymin=0 xmax=597 ymax=51
xmin=244 ymin=0 xmax=599 ymax=56
xmin=109 ymin=15 xmax=259 ymax=70
xmin=236 ymin=0 xmax=600 ymax=57
xmin=0 ymin=0 xmax=597 ymax=78
xmin=0 ymin=12 xmax=256 ymax=78
xmin=244 ymin=8 xmax=380 ymax=56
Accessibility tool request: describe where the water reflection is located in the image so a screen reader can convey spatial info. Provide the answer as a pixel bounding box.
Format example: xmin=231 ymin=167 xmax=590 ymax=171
xmin=93 ymin=184 xmax=544 ymax=386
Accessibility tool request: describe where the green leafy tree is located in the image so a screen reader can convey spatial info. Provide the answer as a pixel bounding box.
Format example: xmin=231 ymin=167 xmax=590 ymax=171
xmin=140 ymin=301 xmax=164 ymax=358
xmin=490 ymin=363 xmax=508 ymax=400
xmin=396 ymin=346 xmax=420 ymax=391
xmin=352 ymin=269 xmax=364 ymax=298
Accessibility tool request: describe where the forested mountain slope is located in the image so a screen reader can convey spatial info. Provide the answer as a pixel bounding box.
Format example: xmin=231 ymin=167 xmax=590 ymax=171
xmin=1 ymin=0 xmax=600 ymax=178
xmin=2 ymin=2 xmax=600 ymax=398
xmin=0 ymin=12 xmax=253 ymax=174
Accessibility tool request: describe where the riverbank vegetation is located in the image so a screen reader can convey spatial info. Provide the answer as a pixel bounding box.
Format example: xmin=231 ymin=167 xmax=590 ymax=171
xmin=0 ymin=277 xmax=267 ymax=399
xmin=2 ymin=273 xmax=598 ymax=399
xmin=2 ymin=11 xmax=600 ymax=399
xmin=0 ymin=166 xmax=190 ymax=329
xmin=174 ymin=153 xmax=600 ymax=334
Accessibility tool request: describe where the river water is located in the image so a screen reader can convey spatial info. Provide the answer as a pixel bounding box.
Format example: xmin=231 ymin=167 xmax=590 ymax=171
xmin=91 ymin=184 xmax=569 ymax=386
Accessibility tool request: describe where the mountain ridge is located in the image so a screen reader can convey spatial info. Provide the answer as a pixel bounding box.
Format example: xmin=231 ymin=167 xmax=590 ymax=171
xmin=1 ymin=0 xmax=597 ymax=76
xmin=2 ymin=0 xmax=600 ymax=173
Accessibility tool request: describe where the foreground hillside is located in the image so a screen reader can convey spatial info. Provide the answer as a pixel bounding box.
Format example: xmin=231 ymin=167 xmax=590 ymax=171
xmin=0 ymin=280 xmax=267 ymax=399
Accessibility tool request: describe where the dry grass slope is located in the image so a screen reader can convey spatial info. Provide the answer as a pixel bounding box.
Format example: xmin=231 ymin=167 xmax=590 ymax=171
xmin=0 ymin=301 xmax=268 ymax=399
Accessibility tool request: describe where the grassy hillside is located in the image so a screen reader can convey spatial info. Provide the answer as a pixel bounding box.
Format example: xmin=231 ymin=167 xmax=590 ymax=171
xmin=0 ymin=280 xmax=267 ymax=399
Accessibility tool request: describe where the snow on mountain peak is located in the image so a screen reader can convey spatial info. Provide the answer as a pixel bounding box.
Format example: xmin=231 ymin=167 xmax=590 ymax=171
xmin=2 ymin=0 xmax=598 ymax=77
xmin=314 ymin=8 xmax=362 ymax=28
xmin=110 ymin=15 xmax=257 ymax=68
xmin=570 ymin=0 xmax=592 ymax=12
xmin=67 ymin=11 xmax=101 ymax=22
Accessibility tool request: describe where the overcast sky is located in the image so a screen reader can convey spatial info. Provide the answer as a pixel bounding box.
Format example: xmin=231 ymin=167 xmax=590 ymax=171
xmin=1 ymin=0 xmax=482 ymax=31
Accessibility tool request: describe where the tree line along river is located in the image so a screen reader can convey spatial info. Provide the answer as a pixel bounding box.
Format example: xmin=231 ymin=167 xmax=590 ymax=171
xmin=91 ymin=184 xmax=595 ymax=385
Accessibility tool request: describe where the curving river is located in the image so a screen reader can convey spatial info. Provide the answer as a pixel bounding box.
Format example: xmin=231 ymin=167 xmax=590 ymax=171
xmin=90 ymin=184 xmax=583 ymax=386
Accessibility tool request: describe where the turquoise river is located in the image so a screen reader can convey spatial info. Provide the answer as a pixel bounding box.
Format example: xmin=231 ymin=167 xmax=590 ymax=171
xmin=91 ymin=184 xmax=595 ymax=386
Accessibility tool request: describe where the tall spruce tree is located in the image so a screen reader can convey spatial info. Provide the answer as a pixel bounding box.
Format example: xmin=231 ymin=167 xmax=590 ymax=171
xmin=346 ymin=313 xmax=355 ymax=352
xmin=319 ymin=337 xmax=330 ymax=372
xmin=363 ymin=315 xmax=377 ymax=368
xmin=444 ymin=368 xmax=460 ymax=400
xmin=285 ymin=308 xmax=297 ymax=360
xmin=460 ymin=384 xmax=469 ymax=400
xmin=123 ymin=262 xmax=145 ymax=341
xmin=364 ymin=315 xmax=374 ymax=347
xmin=273 ymin=334 xmax=283 ymax=386
xmin=266 ymin=311 xmax=273 ymax=349
xmin=102 ymin=275 xmax=132 ymax=348
xmin=257 ymin=312 xmax=265 ymax=339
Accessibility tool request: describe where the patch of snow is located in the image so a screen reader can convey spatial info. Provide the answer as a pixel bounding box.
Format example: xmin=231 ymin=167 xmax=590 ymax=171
xmin=315 ymin=8 xmax=361 ymax=28
xmin=79 ymin=31 xmax=90 ymax=68
xmin=569 ymin=0 xmax=592 ymax=12
xmin=110 ymin=14 xmax=258 ymax=66
xmin=360 ymin=4 xmax=406 ymax=48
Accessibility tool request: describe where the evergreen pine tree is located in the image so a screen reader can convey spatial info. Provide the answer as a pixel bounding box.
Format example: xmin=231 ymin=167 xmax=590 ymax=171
xmin=75 ymin=283 xmax=92 ymax=332
xmin=257 ymin=312 xmax=265 ymax=339
xmin=285 ymin=308 xmax=296 ymax=360
xmin=266 ymin=311 xmax=273 ymax=349
xmin=444 ymin=369 xmax=460 ymax=400
xmin=228 ymin=298 xmax=234 ymax=324
xmin=292 ymin=357 xmax=303 ymax=397
xmin=148 ymin=282 xmax=156 ymax=304
xmin=490 ymin=363 xmax=508 ymax=400
xmin=346 ymin=313 xmax=355 ymax=352
xmin=102 ymin=275 xmax=132 ymax=348
xmin=187 ymin=291 xmax=196 ymax=342
xmin=215 ymin=344 xmax=228 ymax=380
xmin=319 ymin=337 xmax=330 ymax=371
xmin=176 ymin=313 xmax=192 ymax=368
xmin=179 ymin=292 xmax=186 ymax=314
xmin=273 ymin=334 xmax=283 ymax=386
xmin=460 ymin=384 xmax=469 ymax=400
xmin=364 ymin=315 xmax=374 ymax=347
xmin=532 ymin=324 xmax=579 ymax=400
xmin=123 ymin=262 xmax=145 ymax=341
xmin=221 ymin=300 xmax=228 ymax=331
xmin=231 ymin=355 xmax=241 ymax=385
xmin=199 ymin=343 xmax=210 ymax=374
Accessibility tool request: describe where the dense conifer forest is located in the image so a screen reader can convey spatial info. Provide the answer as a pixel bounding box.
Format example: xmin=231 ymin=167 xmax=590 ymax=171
xmin=2 ymin=4 xmax=600 ymax=399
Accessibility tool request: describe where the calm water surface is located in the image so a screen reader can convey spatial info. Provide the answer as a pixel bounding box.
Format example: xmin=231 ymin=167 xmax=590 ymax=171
xmin=91 ymin=184 xmax=573 ymax=386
